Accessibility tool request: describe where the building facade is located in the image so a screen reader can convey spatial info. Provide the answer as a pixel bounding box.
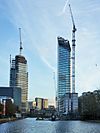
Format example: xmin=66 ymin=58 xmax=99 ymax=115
xmin=0 ymin=87 xmax=21 ymax=108
xmin=35 ymin=98 xmax=42 ymax=110
xmin=71 ymin=93 xmax=78 ymax=113
xmin=43 ymin=99 xmax=48 ymax=109
xmin=10 ymin=55 xmax=28 ymax=112
xmin=59 ymin=93 xmax=78 ymax=114
xmin=35 ymin=98 xmax=48 ymax=110
xmin=57 ymin=37 xmax=71 ymax=112
xmin=60 ymin=93 xmax=71 ymax=114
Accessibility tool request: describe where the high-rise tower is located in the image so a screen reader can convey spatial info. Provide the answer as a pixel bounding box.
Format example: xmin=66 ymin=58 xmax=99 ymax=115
xmin=57 ymin=37 xmax=71 ymax=112
xmin=10 ymin=28 xmax=28 ymax=112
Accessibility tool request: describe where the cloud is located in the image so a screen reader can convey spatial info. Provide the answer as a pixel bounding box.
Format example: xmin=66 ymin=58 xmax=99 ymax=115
xmin=3 ymin=0 xmax=56 ymax=72
xmin=1 ymin=0 xmax=100 ymax=97
xmin=74 ymin=0 xmax=100 ymax=17
xmin=41 ymin=56 xmax=56 ymax=72
xmin=58 ymin=0 xmax=70 ymax=16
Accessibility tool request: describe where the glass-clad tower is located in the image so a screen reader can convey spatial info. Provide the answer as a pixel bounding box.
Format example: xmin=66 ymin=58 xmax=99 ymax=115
xmin=57 ymin=37 xmax=71 ymax=112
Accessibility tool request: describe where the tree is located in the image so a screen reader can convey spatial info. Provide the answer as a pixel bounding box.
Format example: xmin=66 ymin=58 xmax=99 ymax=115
xmin=79 ymin=93 xmax=97 ymax=120
xmin=6 ymin=100 xmax=16 ymax=117
xmin=0 ymin=103 xmax=3 ymax=113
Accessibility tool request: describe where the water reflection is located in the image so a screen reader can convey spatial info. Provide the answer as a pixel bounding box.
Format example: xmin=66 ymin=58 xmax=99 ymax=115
xmin=0 ymin=118 xmax=100 ymax=133
xmin=55 ymin=121 xmax=69 ymax=133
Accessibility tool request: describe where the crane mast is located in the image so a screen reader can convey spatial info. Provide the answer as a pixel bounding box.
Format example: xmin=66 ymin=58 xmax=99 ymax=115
xmin=19 ymin=28 xmax=23 ymax=55
xmin=53 ymin=71 xmax=57 ymax=107
xmin=69 ymin=4 xmax=76 ymax=93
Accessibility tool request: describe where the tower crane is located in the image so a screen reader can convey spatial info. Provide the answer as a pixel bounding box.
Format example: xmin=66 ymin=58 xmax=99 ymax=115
xmin=69 ymin=4 xmax=76 ymax=93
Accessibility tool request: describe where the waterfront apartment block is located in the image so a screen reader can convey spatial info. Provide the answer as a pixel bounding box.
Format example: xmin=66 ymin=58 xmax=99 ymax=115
xmin=59 ymin=93 xmax=78 ymax=114
xmin=71 ymin=93 xmax=78 ymax=113
xmin=59 ymin=93 xmax=71 ymax=113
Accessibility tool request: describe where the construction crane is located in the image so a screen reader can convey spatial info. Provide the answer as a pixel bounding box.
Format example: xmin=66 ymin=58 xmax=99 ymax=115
xmin=69 ymin=4 xmax=76 ymax=93
xmin=53 ymin=71 xmax=57 ymax=107
xmin=19 ymin=28 xmax=23 ymax=55
xmin=10 ymin=54 xmax=11 ymax=69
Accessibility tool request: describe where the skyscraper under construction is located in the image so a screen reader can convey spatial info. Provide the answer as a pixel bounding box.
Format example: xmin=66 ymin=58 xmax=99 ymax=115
xmin=57 ymin=37 xmax=78 ymax=114
xmin=10 ymin=28 xmax=28 ymax=112
xmin=56 ymin=4 xmax=78 ymax=115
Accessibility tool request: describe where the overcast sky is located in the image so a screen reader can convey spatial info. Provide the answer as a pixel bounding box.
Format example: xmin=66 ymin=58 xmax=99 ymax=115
xmin=0 ymin=0 xmax=100 ymax=103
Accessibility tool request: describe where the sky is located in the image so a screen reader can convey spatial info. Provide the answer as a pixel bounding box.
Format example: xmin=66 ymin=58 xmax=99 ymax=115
xmin=0 ymin=0 xmax=100 ymax=104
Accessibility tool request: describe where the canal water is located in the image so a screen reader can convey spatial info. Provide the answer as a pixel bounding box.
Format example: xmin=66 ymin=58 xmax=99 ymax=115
xmin=0 ymin=118 xmax=100 ymax=133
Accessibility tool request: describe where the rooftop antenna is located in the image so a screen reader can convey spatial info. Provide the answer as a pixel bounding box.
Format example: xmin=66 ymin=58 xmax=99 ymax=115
xmin=19 ymin=28 xmax=23 ymax=55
